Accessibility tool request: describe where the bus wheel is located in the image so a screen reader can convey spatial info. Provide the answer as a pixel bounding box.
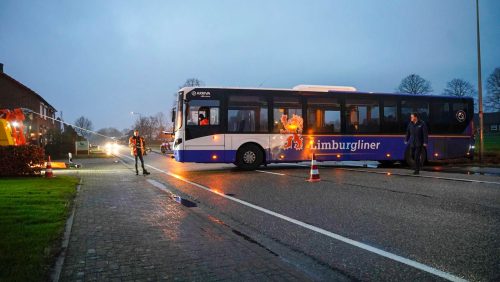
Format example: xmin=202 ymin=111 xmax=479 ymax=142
xmin=404 ymin=147 xmax=427 ymax=167
xmin=236 ymin=144 xmax=263 ymax=170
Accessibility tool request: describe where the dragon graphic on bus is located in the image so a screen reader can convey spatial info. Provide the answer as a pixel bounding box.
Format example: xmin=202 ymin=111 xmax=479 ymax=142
xmin=280 ymin=114 xmax=303 ymax=151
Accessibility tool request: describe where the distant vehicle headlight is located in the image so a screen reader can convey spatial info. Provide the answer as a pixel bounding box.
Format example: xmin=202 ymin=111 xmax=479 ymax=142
xmin=112 ymin=143 xmax=119 ymax=154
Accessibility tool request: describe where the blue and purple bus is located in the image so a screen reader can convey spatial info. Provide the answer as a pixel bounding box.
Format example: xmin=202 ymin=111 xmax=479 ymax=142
xmin=172 ymin=85 xmax=474 ymax=170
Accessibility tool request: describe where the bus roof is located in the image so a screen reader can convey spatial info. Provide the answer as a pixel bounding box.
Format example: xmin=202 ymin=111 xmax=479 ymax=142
xmin=179 ymin=86 xmax=474 ymax=100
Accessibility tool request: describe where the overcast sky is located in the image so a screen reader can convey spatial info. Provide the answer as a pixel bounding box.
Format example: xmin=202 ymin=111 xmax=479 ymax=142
xmin=1 ymin=0 xmax=499 ymax=130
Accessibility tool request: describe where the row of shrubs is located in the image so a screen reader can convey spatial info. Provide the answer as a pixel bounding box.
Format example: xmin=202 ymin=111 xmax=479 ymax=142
xmin=0 ymin=145 xmax=45 ymax=176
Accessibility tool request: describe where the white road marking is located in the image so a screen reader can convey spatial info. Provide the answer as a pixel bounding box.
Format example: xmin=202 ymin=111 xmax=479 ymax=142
xmin=122 ymin=155 xmax=467 ymax=282
xmin=255 ymin=170 xmax=286 ymax=176
xmin=282 ymin=163 xmax=500 ymax=186
xmin=147 ymin=179 xmax=174 ymax=194
xmin=338 ymin=168 xmax=500 ymax=186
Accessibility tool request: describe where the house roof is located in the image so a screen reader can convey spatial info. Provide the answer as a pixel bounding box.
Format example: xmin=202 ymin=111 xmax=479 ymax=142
xmin=0 ymin=71 xmax=57 ymax=112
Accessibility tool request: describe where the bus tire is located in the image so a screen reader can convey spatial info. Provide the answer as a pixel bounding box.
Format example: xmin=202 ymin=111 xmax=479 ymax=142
xmin=404 ymin=147 xmax=427 ymax=167
xmin=236 ymin=143 xmax=263 ymax=170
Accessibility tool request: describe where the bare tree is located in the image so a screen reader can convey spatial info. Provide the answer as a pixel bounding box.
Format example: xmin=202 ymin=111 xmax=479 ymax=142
xmin=133 ymin=116 xmax=154 ymax=141
xmin=74 ymin=116 xmax=93 ymax=140
xmin=397 ymin=74 xmax=433 ymax=94
xmin=173 ymin=78 xmax=205 ymax=102
xmin=443 ymin=79 xmax=476 ymax=97
xmin=486 ymin=67 xmax=500 ymax=112
xmin=180 ymin=78 xmax=204 ymax=88
xmin=152 ymin=112 xmax=169 ymax=140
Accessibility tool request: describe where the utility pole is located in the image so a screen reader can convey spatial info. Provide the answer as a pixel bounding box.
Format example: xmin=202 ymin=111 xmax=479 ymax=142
xmin=476 ymin=0 xmax=484 ymax=162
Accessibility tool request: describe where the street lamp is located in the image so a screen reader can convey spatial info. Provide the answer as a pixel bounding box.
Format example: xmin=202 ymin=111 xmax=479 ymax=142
xmin=475 ymin=0 xmax=484 ymax=162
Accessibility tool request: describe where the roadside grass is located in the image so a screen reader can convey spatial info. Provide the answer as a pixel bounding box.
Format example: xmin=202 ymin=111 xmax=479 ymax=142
xmin=471 ymin=133 xmax=500 ymax=165
xmin=0 ymin=176 xmax=79 ymax=282
xmin=482 ymin=133 xmax=500 ymax=153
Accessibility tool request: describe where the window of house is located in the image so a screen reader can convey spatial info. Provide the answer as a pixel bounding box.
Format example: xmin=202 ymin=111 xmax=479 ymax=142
xmin=307 ymin=98 xmax=340 ymax=133
xmin=228 ymin=95 xmax=268 ymax=133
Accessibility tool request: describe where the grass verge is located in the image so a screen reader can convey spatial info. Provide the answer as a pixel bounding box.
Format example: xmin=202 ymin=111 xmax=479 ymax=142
xmin=482 ymin=133 xmax=500 ymax=153
xmin=0 ymin=176 xmax=79 ymax=282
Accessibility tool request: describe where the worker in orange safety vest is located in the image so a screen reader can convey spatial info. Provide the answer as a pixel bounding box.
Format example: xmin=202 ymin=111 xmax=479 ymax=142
xmin=129 ymin=129 xmax=150 ymax=175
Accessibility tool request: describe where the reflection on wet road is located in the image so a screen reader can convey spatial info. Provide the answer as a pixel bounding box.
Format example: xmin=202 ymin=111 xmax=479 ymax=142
xmin=119 ymin=151 xmax=500 ymax=281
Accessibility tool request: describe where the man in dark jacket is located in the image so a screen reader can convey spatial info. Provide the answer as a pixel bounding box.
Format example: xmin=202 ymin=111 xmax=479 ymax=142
xmin=405 ymin=112 xmax=428 ymax=175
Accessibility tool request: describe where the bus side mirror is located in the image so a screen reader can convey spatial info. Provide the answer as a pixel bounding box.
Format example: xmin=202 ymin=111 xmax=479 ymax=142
xmin=162 ymin=131 xmax=174 ymax=137
xmin=171 ymin=108 xmax=176 ymax=123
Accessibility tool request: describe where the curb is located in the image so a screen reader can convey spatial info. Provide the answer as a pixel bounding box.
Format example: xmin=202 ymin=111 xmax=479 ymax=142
xmin=51 ymin=178 xmax=82 ymax=282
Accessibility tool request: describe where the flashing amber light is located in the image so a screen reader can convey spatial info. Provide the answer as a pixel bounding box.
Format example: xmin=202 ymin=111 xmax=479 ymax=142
xmin=386 ymin=153 xmax=391 ymax=158
xmin=336 ymin=154 xmax=341 ymax=158
xmin=309 ymin=140 xmax=314 ymax=145
xmin=279 ymin=154 xmax=285 ymax=159
xmin=387 ymin=172 xmax=391 ymax=176
xmin=213 ymin=135 xmax=218 ymax=140
xmin=212 ymin=155 xmax=218 ymax=160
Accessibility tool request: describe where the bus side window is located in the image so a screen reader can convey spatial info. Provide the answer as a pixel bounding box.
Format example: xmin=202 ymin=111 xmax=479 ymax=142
xmin=401 ymin=100 xmax=429 ymax=130
xmin=186 ymin=100 xmax=220 ymax=126
xmin=430 ymin=102 xmax=451 ymax=133
xmin=382 ymin=100 xmax=399 ymax=133
xmin=227 ymin=95 xmax=268 ymax=133
xmin=307 ymin=98 xmax=341 ymax=133
xmin=273 ymin=97 xmax=302 ymax=133
xmin=345 ymin=99 xmax=380 ymax=133
xmin=450 ymin=102 xmax=469 ymax=133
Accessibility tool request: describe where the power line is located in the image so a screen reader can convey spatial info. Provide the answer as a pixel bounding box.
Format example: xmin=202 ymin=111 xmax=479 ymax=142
xmin=23 ymin=108 xmax=115 ymax=140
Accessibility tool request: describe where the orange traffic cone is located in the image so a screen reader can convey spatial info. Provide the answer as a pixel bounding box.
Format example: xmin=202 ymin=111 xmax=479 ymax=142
xmin=45 ymin=156 xmax=54 ymax=178
xmin=306 ymin=153 xmax=320 ymax=182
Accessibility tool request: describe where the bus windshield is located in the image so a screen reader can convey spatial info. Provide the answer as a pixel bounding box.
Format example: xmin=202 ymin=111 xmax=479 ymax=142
xmin=175 ymin=92 xmax=183 ymax=131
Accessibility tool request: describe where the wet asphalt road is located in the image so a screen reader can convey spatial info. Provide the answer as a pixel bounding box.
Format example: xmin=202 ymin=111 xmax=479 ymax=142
xmin=119 ymin=151 xmax=500 ymax=282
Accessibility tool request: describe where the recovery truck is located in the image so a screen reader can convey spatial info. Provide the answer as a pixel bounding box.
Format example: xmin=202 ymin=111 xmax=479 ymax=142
xmin=0 ymin=108 xmax=27 ymax=146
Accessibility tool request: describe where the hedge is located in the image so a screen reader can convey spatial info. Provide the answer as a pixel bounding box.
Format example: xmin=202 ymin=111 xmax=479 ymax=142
xmin=0 ymin=145 xmax=45 ymax=176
